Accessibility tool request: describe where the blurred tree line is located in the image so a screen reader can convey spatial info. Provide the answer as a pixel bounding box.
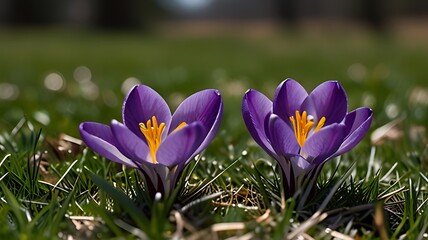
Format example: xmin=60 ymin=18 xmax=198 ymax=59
xmin=0 ymin=0 xmax=427 ymax=31
xmin=0 ymin=0 xmax=161 ymax=30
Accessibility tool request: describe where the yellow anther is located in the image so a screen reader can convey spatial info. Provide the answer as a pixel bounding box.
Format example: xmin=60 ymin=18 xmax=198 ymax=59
xmin=314 ymin=117 xmax=326 ymax=133
xmin=172 ymin=122 xmax=187 ymax=133
xmin=289 ymin=110 xmax=325 ymax=148
xmin=139 ymin=116 xmax=187 ymax=164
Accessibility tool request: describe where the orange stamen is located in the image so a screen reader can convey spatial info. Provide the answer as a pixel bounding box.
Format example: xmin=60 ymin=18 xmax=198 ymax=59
xmin=289 ymin=111 xmax=325 ymax=148
xmin=139 ymin=116 xmax=187 ymax=164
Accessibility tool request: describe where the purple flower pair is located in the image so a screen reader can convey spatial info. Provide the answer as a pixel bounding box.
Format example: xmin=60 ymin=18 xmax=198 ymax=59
xmin=80 ymin=79 xmax=372 ymax=200
xmin=80 ymin=85 xmax=223 ymax=198
xmin=243 ymin=79 xmax=373 ymax=197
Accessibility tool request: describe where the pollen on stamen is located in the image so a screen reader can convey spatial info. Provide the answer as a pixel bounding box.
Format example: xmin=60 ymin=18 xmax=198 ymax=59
xmin=139 ymin=116 xmax=166 ymax=164
xmin=314 ymin=117 xmax=326 ymax=132
xmin=139 ymin=120 xmax=148 ymax=129
xmin=289 ymin=110 xmax=326 ymax=148
xmin=172 ymin=122 xmax=187 ymax=133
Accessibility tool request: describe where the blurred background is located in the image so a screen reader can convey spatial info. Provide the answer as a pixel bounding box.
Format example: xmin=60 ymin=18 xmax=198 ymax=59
xmin=0 ymin=0 xmax=427 ymax=145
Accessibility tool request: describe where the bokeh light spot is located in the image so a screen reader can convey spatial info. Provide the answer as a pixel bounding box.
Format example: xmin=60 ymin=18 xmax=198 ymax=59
xmin=44 ymin=72 xmax=66 ymax=91
xmin=34 ymin=111 xmax=51 ymax=125
xmin=0 ymin=82 xmax=20 ymax=100
xmin=74 ymin=66 xmax=92 ymax=83
xmin=362 ymin=92 xmax=376 ymax=107
xmin=386 ymin=103 xmax=399 ymax=119
xmin=80 ymin=81 xmax=99 ymax=101
xmin=103 ymin=90 xmax=118 ymax=108
xmin=121 ymin=77 xmax=141 ymax=95
xmin=347 ymin=63 xmax=367 ymax=82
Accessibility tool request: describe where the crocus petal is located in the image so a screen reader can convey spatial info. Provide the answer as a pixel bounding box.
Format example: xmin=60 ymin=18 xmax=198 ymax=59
xmin=139 ymin=163 xmax=164 ymax=197
xmin=242 ymin=89 xmax=276 ymax=156
xmin=277 ymin=155 xmax=310 ymax=179
xmin=156 ymin=122 xmax=205 ymax=167
xmin=273 ymin=79 xmax=308 ymax=121
xmin=139 ymin=164 xmax=182 ymax=198
xmin=302 ymin=123 xmax=346 ymax=165
xmin=139 ymin=158 xmax=184 ymax=198
xmin=158 ymin=164 xmax=182 ymax=197
xmin=333 ymin=107 xmax=373 ymax=157
xmin=122 ymin=85 xmax=172 ymax=141
xmin=110 ymin=120 xmax=150 ymax=163
xmin=291 ymin=155 xmax=311 ymax=174
xmin=170 ymin=89 xmax=223 ymax=153
xmin=79 ymin=122 xmax=138 ymax=168
xmin=301 ymin=81 xmax=348 ymax=125
xmin=267 ymin=114 xmax=300 ymax=157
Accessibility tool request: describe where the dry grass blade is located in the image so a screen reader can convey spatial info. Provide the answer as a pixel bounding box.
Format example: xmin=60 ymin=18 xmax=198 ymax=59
xmin=211 ymin=222 xmax=246 ymax=232
xmin=53 ymin=159 xmax=78 ymax=191
xmin=181 ymin=191 xmax=224 ymax=212
xmin=288 ymin=163 xmax=356 ymax=239
xmin=379 ymin=186 xmax=406 ymax=201
xmin=45 ymin=133 xmax=84 ymax=161
xmin=114 ymin=219 xmax=149 ymax=240
xmin=0 ymin=154 xmax=10 ymax=168
xmin=255 ymin=209 xmax=271 ymax=223
xmin=287 ymin=211 xmax=329 ymax=239
xmin=371 ymin=118 xmax=404 ymax=146
xmin=374 ymin=202 xmax=389 ymax=240
xmin=171 ymin=211 xmax=185 ymax=240
xmin=325 ymin=228 xmax=354 ymax=240
xmin=186 ymin=222 xmax=246 ymax=240
xmin=224 ymin=232 xmax=254 ymax=240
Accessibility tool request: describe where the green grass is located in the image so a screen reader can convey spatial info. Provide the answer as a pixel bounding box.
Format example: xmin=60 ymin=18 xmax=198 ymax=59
xmin=0 ymin=28 xmax=427 ymax=239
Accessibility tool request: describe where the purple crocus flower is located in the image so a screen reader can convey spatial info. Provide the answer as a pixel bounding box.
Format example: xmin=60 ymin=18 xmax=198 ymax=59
xmin=242 ymin=79 xmax=373 ymax=198
xmin=80 ymin=85 xmax=223 ymax=198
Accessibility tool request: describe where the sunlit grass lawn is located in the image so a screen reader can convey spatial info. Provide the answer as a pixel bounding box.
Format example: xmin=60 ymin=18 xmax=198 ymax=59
xmin=0 ymin=28 xmax=427 ymax=239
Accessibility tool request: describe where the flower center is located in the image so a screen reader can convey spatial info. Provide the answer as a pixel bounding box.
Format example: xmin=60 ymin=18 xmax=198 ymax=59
xmin=289 ymin=110 xmax=326 ymax=148
xmin=139 ymin=116 xmax=187 ymax=164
